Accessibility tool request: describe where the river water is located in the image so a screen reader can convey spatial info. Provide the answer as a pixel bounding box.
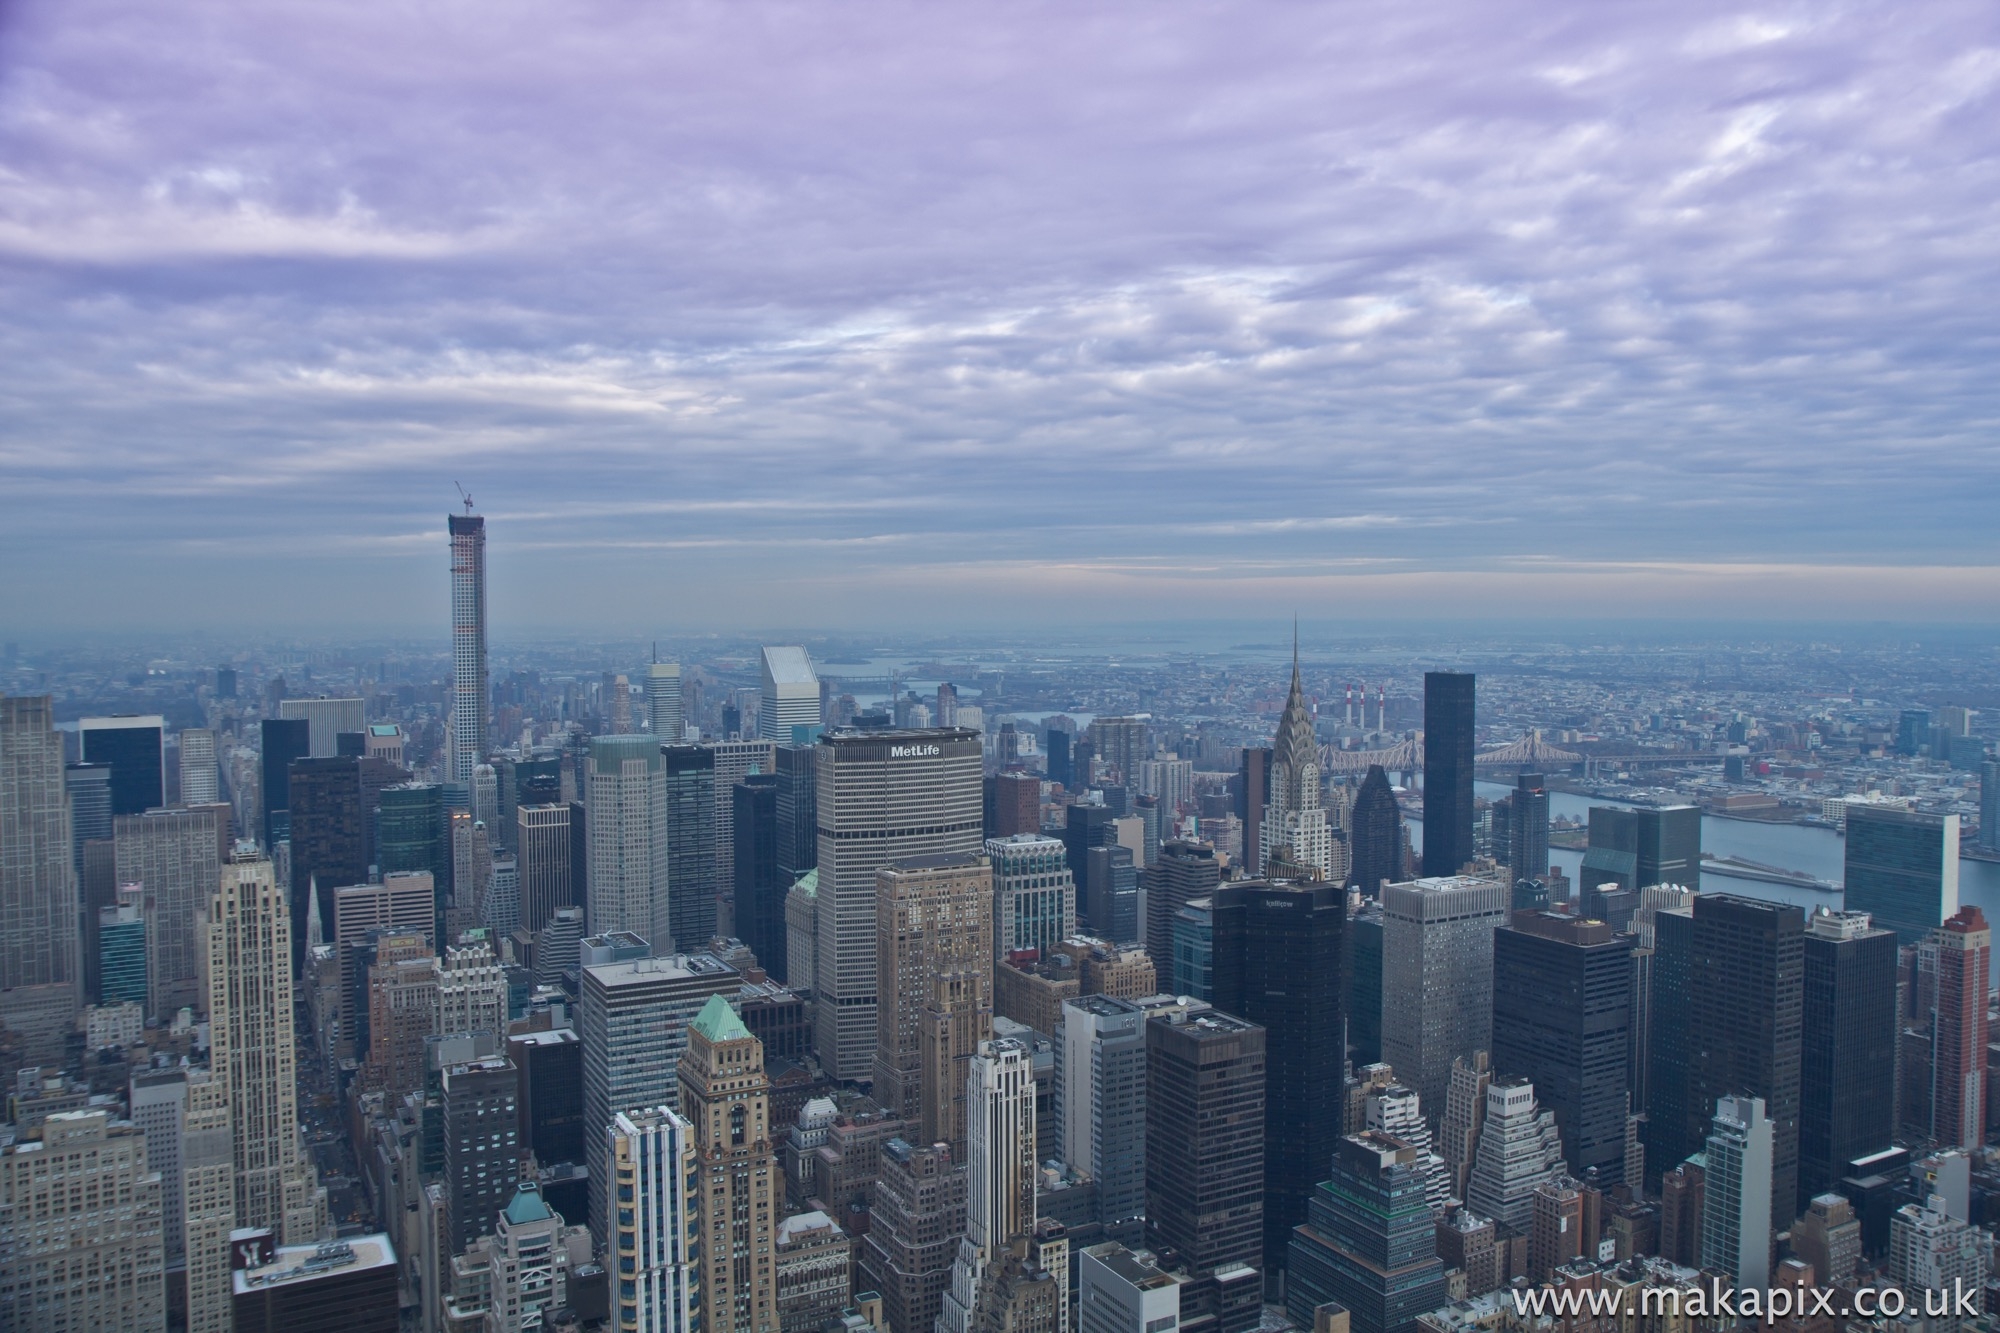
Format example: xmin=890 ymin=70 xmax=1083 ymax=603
xmin=1398 ymin=781 xmax=2000 ymax=919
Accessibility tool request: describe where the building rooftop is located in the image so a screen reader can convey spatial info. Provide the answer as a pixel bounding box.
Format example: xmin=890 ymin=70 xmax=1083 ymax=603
xmin=692 ymin=993 xmax=752 ymax=1043
xmin=233 ymin=1235 xmax=397 ymax=1295
xmin=762 ymin=646 xmax=819 ymax=686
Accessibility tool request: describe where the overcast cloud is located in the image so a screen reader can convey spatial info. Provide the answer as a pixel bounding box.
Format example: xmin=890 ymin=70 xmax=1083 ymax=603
xmin=1 ymin=0 xmax=1996 ymax=632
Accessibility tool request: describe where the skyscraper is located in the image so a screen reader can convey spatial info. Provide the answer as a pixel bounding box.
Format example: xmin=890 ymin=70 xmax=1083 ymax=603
xmin=648 ymin=660 xmax=684 ymax=742
xmin=1058 ymin=995 xmax=1148 ymax=1242
xmin=1701 ymin=1095 xmax=1774 ymax=1288
xmin=1348 ymin=765 xmax=1401 ymax=896
xmin=0 ymin=1109 xmax=165 ymax=1331
xmin=1285 ymin=1133 xmax=1447 ymax=1333
xmin=859 ymin=1138 xmax=967 ymax=1333
xmin=735 ymin=772 xmax=785 ymax=971
xmin=277 ymin=696 xmax=366 ymax=759
xmin=588 ymin=735 xmax=670 ymax=947
xmin=207 ymin=847 xmax=322 ymax=1242
xmin=773 ymin=744 xmax=817 ymax=887
xmin=517 ymin=802 xmax=576 ymax=936
xmin=1490 ymin=911 xmax=1634 ymax=1184
xmin=813 ymin=728 xmax=984 ymax=1080
xmin=1799 ymin=909 xmax=1897 ymax=1207
xmin=1380 ymin=874 xmax=1507 ymax=1118
xmin=180 ymin=726 xmax=220 ymax=806
xmin=609 ymin=1106 xmax=700 ymax=1333
xmin=1844 ymin=805 xmax=1961 ymax=944
xmin=115 ymin=804 xmax=222 ymax=1017
xmin=872 ymin=853 xmax=994 ymax=1120
xmin=939 ymin=1036 xmax=1040 ymax=1333
xmin=661 ymin=744 xmax=717 ymax=953
xmin=259 ymin=717 xmax=310 ymax=846
xmin=79 ymin=713 xmax=166 ymax=816
xmin=1500 ymin=773 xmax=1549 ymax=881
xmin=990 ymin=770 xmax=1042 ymax=839
xmin=0 ymin=695 xmax=81 ymax=996
xmin=1421 ymin=673 xmax=1475 ymax=878
xmin=1088 ymin=716 xmax=1150 ymax=788
xmin=443 ymin=1053 xmax=522 ymax=1252
xmin=1657 ymin=894 xmax=1802 ymax=1240
xmin=1983 ymin=761 xmax=2000 ymax=853
xmin=580 ymin=950 xmax=743 ymax=1243
xmin=1579 ymin=806 xmax=1701 ymax=897
xmin=1211 ymin=880 xmax=1346 ymax=1276
xmin=449 ymin=506 xmax=489 ymax=784
xmin=1083 ymin=842 xmax=1139 ymax=945
xmin=1145 ymin=1006 xmax=1265 ymax=1333
xmin=989 ymin=833 xmax=1077 ymax=961
xmin=1143 ymin=840 xmax=1218 ymax=994
xmin=709 ymin=738 xmax=776 ymax=921
xmin=681 ymin=995 xmax=781 ymax=1333
xmin=1262 ymin=641 xmax=1334 ymax=879
xmin=1932 ymin=906 xmax=1990 ymax=1151
xmin=1234 ymin=747 xmax=1270 ymax=880
xmin=1463 ymin=1078 xmax=1565 ymax=1231
xmin=286 ymin=755 xmax=368 ymax=962
xmin=921 ymin=971 xmax=992 ymax=1163
xmin=760 ymin=647 xmax=821 ymax=744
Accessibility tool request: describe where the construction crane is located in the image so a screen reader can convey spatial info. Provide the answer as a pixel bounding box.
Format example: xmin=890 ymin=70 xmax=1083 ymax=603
xmin=454 ymin=481 xmax=475 ymax=514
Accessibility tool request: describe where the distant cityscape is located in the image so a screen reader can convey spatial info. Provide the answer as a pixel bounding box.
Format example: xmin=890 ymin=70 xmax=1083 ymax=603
xmin=2 ymin=504 xmax=1998 ymax=1333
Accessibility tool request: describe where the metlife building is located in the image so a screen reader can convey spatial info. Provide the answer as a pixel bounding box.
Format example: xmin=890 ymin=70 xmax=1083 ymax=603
xmin=812 ymin=727 xmax=985 ymax=1079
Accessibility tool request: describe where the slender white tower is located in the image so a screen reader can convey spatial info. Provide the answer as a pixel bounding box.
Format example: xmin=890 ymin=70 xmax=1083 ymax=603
xmin=449 ymin=493 xmax=489 ymax=783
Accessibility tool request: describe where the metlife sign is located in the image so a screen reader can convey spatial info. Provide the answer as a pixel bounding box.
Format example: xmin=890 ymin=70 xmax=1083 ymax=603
xmin=889 ymin=744 xmax=941 ymax=758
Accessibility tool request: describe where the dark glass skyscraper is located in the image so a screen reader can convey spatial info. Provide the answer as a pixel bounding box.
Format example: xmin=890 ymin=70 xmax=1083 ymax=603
xmin=78 ymin=715 xmax=165 ymax=817
xmin=1843 ymin=805 xmax=1959 ymax=944
xmin=1212 ymin=881 xmax=1346 ymax=1277
xmin=1502 ymin=773 xmax=1550 ymax=881
xmin=663 ymin=744 xmax=717 ymax=953
xmin=260 ymin=717 xmax=310 ymax=846
xmin=1347 ymin=899 xmax=1383 ymax=1066
xmin=773 ymin=744 xmax=817 ymax=884
xmin=1655 ymin=894 xmax=1803 ymax=1237
xmin=1235 ymin=747 xmax=1270 ymax=877
xmin=1580 ymin=805 xmax=1701 ymax=896
xmin=1085 ymin=843 xmax=1139 ymax=945
xmin=1490 ymin=911 xmax=1634 ymax=1185
xmin=288 ymin=755 xmax=369 ymax=961
xmin=1798 ymin=910 xmax=1897 ymax=1210
xmin=1348 ymin=764 xmax=1401 ymax=896
xmin=733 ymin=773 xmax=784 ymax=977
xmin=1421 ymin=673 xmax=1475 ymax=878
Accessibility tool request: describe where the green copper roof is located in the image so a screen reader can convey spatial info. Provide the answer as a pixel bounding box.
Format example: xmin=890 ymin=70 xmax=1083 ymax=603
xmin=793 ymin=868 xmax=818 ymax=898
xmin=692 ymin=993 xmax=752 ymax=1043
xmin=503 ymin=1182 xmax=554 ymax=1226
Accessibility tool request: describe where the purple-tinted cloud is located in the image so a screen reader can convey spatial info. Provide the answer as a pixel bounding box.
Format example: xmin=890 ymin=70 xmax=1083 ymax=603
xmin=0 ymin=0 xmax=1997 ymax=630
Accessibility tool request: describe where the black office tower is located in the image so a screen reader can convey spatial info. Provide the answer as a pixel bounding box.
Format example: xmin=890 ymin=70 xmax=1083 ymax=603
xmin=1085 ymin=843 xmax=1139 ymax=945
xmin=1665 ymin=894 xmax=1804 ymax=1238
xmin=78 ymin=716 xmax=165 ymax=816
xmin=774 ymin=743 xmax=818 ymax=884
xmin=1146 ymin=1007 xmax=1266 ymax=1333
xmin=662 ymin=744 xmax=717 ymax=953
xmin=1348 ymin=764 xmax=1401 ymax=896
xmin=1046 ymin=730 xmax=1072 ymax=790
xmin=1799 ymin=911 xmax=1898 ymax=1211
xmin=1421 ymin=673 xmax=1475 ymax=878
xmin=260 ymin=717 xmax=310 ymax=846
xmin=1504 ymin=773 xmax=1550 ymax=881
xmin=1643 ymin=905 xmax=1695 ymax=1186
xmin=1212 ymin=881 xmax=1346 ymax=1278
xmin=288 ymin=756 xmax=368 ymax=965
xmin=733 ymin=773 xmax=785 ymax=978
xmin=1581 ymin=805 xmax=1701 ymax=897
xmin=1490 ymin=911 xmax=1634 ymax=1185
xmin=511 ymin=1028 xmax=585 ymax=1171
xmin=1236 ymin=747 xmax=1271 ymax=877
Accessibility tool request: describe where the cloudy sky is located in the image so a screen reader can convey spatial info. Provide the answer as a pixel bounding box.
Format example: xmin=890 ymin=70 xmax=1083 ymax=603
xmin=2 ymin=0 xmax=1996 ymax=635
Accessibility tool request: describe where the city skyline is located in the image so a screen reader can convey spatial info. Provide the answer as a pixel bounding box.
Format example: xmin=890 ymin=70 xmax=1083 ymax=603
xmin=2 ymin=2 xmax=1998 ymax=631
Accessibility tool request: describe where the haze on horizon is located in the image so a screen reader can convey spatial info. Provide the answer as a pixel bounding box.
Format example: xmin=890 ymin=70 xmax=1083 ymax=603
xmin=2 ymin=0 xmax=1997 ymax=634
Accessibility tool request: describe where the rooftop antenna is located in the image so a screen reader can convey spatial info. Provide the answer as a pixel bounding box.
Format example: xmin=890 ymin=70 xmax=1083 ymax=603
xmin=454 ymin=481 xmax=475 ymax=514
